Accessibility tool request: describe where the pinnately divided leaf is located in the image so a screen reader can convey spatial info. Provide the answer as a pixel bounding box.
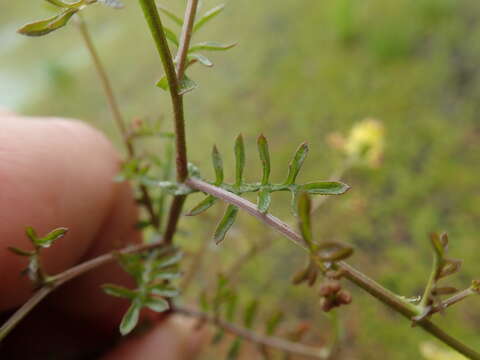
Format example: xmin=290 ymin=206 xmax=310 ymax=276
xmin=18 ymin=8 xmax=78 ymax=37
xmin=214 ymin=205 xmax=239 ymax=244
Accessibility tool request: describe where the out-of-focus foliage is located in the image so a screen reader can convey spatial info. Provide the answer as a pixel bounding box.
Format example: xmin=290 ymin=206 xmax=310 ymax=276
xmin=420 ymin=342 xmax=467 ymax=360
xmin=2 ymin=0 xmax=480 ymax=358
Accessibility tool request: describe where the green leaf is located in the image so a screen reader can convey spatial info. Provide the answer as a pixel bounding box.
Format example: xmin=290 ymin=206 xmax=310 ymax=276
xmin=164 ymin=26 xmax=179 ymax=46
xmin=186 ymin=195 xmax=217 ymax=216
xmin=156 ymin=75 xmax=169 ymax=90
xmin=158 ymin=5 xmax=183 ymax=26
xmin=234 ymin=134 xmax=245 ymax=187
xmin=193 ymin=4 xmax=225 ymax=32
xmin=212 ymin=145 xmax=224 ymax=185
xmin=430 ymin=233 xmax=445 ymax=258
xmin=145 ymin=297 xmax=169 ymax=313
xmin=102 ymin=284 xmax=137 ymax=299
xmin=214 ymin=205 xmax=239 ymax=244
xmin=243 ymin=299 xmax=259 ymax=328
xmin=18 ymin=9 xmax=78 ymax=37
xmin=150 ymin=284 xmax=179 ymax=298
xmin=299 ymin=181 xmax=350 ymax=195
xmin=188 ymin=53 xmax=214 ymax=67
xmin=297 ymin=193 xmax=313 ymax=249
xmin=120 ymin=301 xmax=141 ymax=335
xmin=179 ymin=75 xmax=198 ymax=95
xmin=25 ymin=227 xmax=38 ymax=244
xmin=438 ymin=258 xmax=462 ymax=279
xmin=226 ymin=338 xmax=242 ymax=360
xmin=316 ymin=241 xmax=354 ymax=262
xmin=257 ymin=134 xmax=271 ymax=185
xmin=154 ymin=267 xmax=182 ymax=280
xmin=158 ymin=251 xmax=183 ymax=268
xmin=189 ymin=41 xmax=237 ymax=52
xmin=36 ymin=227 xmax=68 ymax=248
xmin=257 ymin=188 xmax=271 ymax=214
xmin=285 ymin=142 xmax=309 ymax=185
xmin=97 ymin=0 xmax=124 ymax=9
xmin=8 ymin=247 xmax=34 ymax=257
xmin=158 ymin=74 xmax=197 ymax=95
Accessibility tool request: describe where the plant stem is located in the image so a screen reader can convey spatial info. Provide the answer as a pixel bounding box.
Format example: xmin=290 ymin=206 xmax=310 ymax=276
xmin=175 ymin=0 xmax=199 ymax=80
xmin=175 ymin=306 xmax=329 ymax=359
xmin=76 ymin=15 xmax=159 ymax=229
xmin=137 ymin=0 xmax=188 ymax=183
xmin=138 ymin=0 xmax=200 ymax=244
xmin=0 ymin=239 xmax=163 ymax=342
xmin=75 ymin=15 xmax=130 ymax=151
xmin=185 ymin=177 xmax=480 ymax=359
xmin=431 ymin=288 xmax=476 ymax=315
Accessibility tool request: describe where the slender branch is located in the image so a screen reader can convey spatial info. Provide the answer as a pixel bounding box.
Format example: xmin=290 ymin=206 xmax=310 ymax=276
xmin=0 ymin=239 xmax=163 ymax=342
xmin=175 ymin=306 xmax=329 ymax=359
xmin=185 ymin=177 xmax=480 ymax=359
xmin=175 ymin=0 xmax=199 ymax=80
xmin=76 ymin=15 xmax=160 ymax=229
xmin=138 ymin=0 xmax=200 ymax=244
xmin=137 ymin=0 xmax=188 ymax=182
xmin=431 ymin=288 xmax=476 ymax=315
xmin=75 ymin=15 xmax=130 ymax=151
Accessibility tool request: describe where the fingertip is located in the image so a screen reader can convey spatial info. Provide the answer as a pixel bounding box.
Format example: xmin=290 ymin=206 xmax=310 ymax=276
xmin=102 ymin=315 xmax=209 ymax=360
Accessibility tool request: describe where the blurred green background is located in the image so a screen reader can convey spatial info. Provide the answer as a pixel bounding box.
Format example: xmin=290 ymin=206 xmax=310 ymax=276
xmin=2 ymin=0 xmax=480 ymax=359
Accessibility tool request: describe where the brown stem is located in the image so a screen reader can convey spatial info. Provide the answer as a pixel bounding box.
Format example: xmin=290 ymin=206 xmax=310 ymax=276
xmin=431 ymin=288 xmax=476 ymax=315
xmin=175 ymin=306 xmax=329 ymax=359
xmin=163 ymin=195 xmax=186 ymax=245
xmin=184 ymin=177 xmax=480 ymax=359
xmin=175 ymin=0 xmax=199 ymax=80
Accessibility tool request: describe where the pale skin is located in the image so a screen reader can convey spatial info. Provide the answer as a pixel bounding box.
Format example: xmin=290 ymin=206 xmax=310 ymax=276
xmin=0 ymin=109 xmax=205 ymax=359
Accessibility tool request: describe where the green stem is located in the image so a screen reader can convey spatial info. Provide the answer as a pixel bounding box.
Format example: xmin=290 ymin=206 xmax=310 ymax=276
xmin=420 ymin=254 xmax=439 ymax=309
xmin=137 ymin=0 xmax=188 ymax=183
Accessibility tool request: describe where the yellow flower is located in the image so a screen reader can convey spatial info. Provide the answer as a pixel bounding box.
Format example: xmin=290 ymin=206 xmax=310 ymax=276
xmin=344 ymin=118 xmax=384 ymax=168
xmin=420 ymin=342 xmax=467 ymax=360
